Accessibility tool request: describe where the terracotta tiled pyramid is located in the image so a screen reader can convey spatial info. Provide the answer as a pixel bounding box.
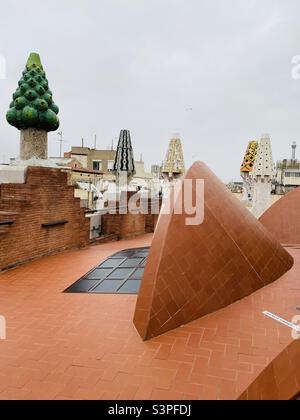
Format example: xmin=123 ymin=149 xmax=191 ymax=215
xmin=260 ymin=188 xmax=300 ymax=246
xmin=134 ymin=162 xmax=294 ymax=340
xmin=239 ymin=339 xmax=300 ymax=400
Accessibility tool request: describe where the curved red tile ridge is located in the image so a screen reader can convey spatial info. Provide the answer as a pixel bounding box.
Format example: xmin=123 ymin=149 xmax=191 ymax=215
xmin=134 ymin=162 xmax=294 ymax=340
xmin=259 ymin=188 xmax=300 ymax=245
xmin=239 ymin=339 xmax=300 ymax=400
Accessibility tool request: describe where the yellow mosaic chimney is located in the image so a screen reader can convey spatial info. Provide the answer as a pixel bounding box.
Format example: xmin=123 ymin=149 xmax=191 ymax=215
xmin=240 ymin=141 xmax=258 ymax=173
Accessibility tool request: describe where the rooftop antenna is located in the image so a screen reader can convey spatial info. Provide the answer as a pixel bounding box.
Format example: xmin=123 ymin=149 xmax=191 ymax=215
xmin=292 ymin=141 xmax=297 ymax=160
xmin=81 ymin=138 xmax=84 ymax=148
xmin=94 ymin=135 xmax=97 ymax=150
xmin=57 ymin=131 xmax=63 ymax=158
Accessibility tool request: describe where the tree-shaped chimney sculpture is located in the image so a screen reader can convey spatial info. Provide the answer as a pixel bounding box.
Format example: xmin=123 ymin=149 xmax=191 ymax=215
xmin=6 ymin=53 xmax=59 ymax=160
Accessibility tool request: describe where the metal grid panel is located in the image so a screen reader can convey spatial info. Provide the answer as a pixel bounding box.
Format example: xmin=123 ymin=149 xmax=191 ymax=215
xmin=64 ymin=247 xmax=149 ymax=295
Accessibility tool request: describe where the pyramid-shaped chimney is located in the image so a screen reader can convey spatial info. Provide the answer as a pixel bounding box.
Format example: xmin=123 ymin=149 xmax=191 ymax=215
xmin=162 ymin=136 xmax=185 ymax=180
xmin=260 ymin=187 xmax=300 ymax=245
xmin=252 ymin=134 xmax=275 ymax=218
xmin=113 ymin=130 xmax=136 ymax=184
xmin=134 ymin=161 xmax=293 ymax=340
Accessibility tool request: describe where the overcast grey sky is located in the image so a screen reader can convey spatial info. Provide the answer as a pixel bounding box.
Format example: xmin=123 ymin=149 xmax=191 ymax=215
xmin=0 ymin=0 xmax=300 ymax=181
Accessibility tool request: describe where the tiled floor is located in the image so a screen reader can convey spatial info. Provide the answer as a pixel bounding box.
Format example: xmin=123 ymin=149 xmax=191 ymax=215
xmin=0 ymin=233 xmax=299 ymax=400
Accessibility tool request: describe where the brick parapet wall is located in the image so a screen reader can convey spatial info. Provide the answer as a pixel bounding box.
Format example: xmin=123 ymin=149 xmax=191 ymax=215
xmin=102 ymin=198 xmax=162 ymax=240
xmin=0 ymin=166 xmax=90 ymax=271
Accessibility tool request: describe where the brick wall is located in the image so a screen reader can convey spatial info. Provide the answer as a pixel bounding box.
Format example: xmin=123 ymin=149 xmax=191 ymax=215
xmin=145 ymin=213 xmax=160 ymax=233
xmin=145 ymin=199 xmax=161 ymax=233
xmin=0 ymin=167 xmax=90 ymax=271
xmin=102 ymin=212 xmax=147 ymax=240
xmin=102 ymin=197 xmax=162 ymax=240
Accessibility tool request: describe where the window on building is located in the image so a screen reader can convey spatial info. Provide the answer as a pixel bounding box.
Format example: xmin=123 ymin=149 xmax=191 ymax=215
xmin=107 ymin=160 xmax=115 ymax=171
xmin=93 ymin=160 xmax=102 ymax=171
xmin=285 ymin=172 xmax=300 ymax=178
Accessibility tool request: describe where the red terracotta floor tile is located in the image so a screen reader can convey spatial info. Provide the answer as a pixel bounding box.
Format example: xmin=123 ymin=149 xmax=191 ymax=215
xmin=0 ymin=235 xmax=299 ymax=400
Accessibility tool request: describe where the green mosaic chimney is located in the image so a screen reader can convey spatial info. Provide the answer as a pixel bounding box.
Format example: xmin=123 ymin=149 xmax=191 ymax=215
xmin=6 ymin=52 xmax=59 ymax=132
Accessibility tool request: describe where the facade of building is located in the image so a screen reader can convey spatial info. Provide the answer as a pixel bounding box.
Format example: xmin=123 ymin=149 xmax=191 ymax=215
xmin=64 ymin=140 xmax=163 ymax=205
xmin=151 ymin=164 xmax=162 ymax=179
xmin=42 ymin=156 xmax=104 ymax=210
xmin=276 ymin=153 xmax=300 ymax=194
xmin=65 ymin=147 xmax=116 ymax=175
xmin=227 ymin=181 xmax=243 ymax=194
xmin=131 ymin=160 xmax=162 ymax=197
xmin=67 ymin=168 xmax=104 ymax=210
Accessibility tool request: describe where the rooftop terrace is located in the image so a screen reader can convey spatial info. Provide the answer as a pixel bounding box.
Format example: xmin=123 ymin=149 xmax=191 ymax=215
xmin=0 ymin=234 xmax=299 ymax=400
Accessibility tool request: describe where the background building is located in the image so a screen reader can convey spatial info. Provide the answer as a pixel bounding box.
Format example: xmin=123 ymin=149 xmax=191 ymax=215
xmin=151 ymin=164 xmax=162 ymax=179
xmin=65 ymin=147 xmax=116 ymax=175
xmin=275 ymin=143 xmax=300 ymax=194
